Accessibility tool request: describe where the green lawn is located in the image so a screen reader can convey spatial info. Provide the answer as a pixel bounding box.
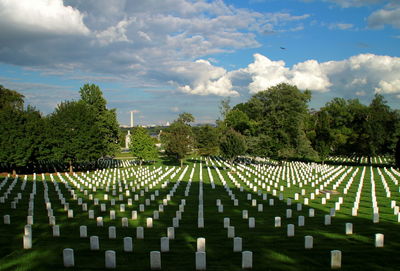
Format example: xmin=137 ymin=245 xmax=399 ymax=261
xmin=0 ymin=158 xmax=399 ymax=270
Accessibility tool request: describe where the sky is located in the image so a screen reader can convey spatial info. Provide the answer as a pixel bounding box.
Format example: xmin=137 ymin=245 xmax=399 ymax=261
xmin=0 ymin=0 xmax=399 ymax=126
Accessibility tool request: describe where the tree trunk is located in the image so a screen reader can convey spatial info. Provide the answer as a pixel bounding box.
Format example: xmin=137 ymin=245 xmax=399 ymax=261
xmin=12 ymin=168 xmax=16 ymax=176
xmin=139 ymin=160 xmax=143 ymax=166
xmin=368 ymin=156 xmax=372 ymax=165
xmin=180 ymin=159 xmax=183 ymax=168
xmin=69 ymin=161 xmax=73 ymax=174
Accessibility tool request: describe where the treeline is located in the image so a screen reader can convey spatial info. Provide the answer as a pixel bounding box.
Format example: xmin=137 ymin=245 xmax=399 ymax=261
xmin=0 ymin=84 xmax=120 ymax=174
xmin=159 ymin=83 xmax=400 ymax=167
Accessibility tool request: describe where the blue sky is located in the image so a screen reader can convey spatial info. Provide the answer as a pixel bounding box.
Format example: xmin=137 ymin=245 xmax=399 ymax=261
xmin=0 ymin=0 xmax=399 ymax=126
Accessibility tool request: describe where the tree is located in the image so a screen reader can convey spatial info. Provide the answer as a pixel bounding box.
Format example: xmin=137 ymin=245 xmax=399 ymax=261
xmin=177 ymin=112 xmax=195 ymax=124
xmin=130 ymin=127 xmax=158 ymax=165
xmin=163 ymin=114 xmax=195 ymax=167
xmin=193 ymin=125 xmax=220 ymax=156
xmin=396 ymin=136 xmax=400 ymax=169
xmin=79 ymin=84 xmax=120 ymax=157
xmin=220 ymin=129 xmax=246 ymax=163
xmin=239 ymin=83 xmax=317 ymax=160
xmin=48 ymin=100 xmax=103 ymax=173
xmin=225 ymin=109 xmax=251 ymax=135
xmin=0 ymin=85 xmax=24 ymax=110
xmin=0 ymin=86 xmax=46 ymax=175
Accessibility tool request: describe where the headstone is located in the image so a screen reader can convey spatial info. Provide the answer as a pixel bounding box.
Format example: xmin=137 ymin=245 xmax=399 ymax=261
xmin=309 ymin=208 xmax=315 ymax=217
xmin=137 ymin=227 xmax=144 ymax=239
xmin=23 ymin=234 xmax=32 ymax=249
xmin=249 ymin=217 xmax=255 ymax=228
xmin=150 ymin=251 xmax=161 ymax=270
xmin=109 ymin=226 xmax=116 ymax=239
xmin=110 ymin=210 xmax=116 ymax=220
xmin=90 ymin=236 xmax=100 ymax=250
xmin=331 ymin=250 xmax=341 ymax=269
xmin=287 ymin=224 xmax=295 ymax=237
xmin=324 ymin=215 xmax=331 ymax=225
xmin=297 ymin=203 xmax=302 ymax=211
xmin=123 ymin=237 xmax=133 ymax=252
xmin=132 ymin=210 xmax=138 ymax=220
xmin=242 ymin=251 xmax=253 ymax=269
xmin=286 ymin=209 xmax=292 ymax=218
xmin=3 ymin=214 xmax=10 ymax=225
xmin=97 ymin=217 xmax=104 ymax=227
xmin=198 ymin=217 xmax=204 ymax=228
xmin=375 ymin=233 xmax=384 ymax=247
xmin=161 ymin=237 xmax=169 ymax=252
xmin=80 ymin=225 xmax=88 ymax=238
xmin=168 ymin=227 xmax=175 ymax=239
xmin=105 ymin=250 xmax=116 ymax=269
xmin=275 ymin=217 xmax=281 ymax=227
xmin=345 ymin=223 xmax=353 ymax=235
xmin=227 ymin=226 xmax=235 ymax=238
xmin=257 ymin=204 xmax=263 ymax=212
xmin=53 ymin=225 xmax=60 ymax=237
xmin=242 ymin=210 xmax=248 ymax=219
xmin=305 ymin=235 xmax=313 ymax=249
xmin=224 ymin=217 xmax=230 ymax=228
xmin=298 ymin=216 xmax=305 ymax=227
xmin=173 ymin=217 xmax=179 ymax=228
xmin=197 ymin=237 xmax=206 ymax=252
xmin=89 ymin=210 xmax=94 ymax=219
xmin=122 ymin=217 xmax=128 ymax=227
xmin=196 ymin=252 xmax=206 ymax=271
xmin=27 ymin=215 xmax=33 ymax=225
xmin=233 ymin=237 xmax=242 ymax=252
xmin=63 ymin=248 xmax=74 ymax=267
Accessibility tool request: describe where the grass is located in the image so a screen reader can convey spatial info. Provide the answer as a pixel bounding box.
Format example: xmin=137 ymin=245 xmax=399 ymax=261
xmin=0 ymin=157 xmax=400 ymax=270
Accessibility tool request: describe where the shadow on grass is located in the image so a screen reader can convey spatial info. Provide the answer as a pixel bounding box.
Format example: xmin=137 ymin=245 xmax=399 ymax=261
xmin=1 ymin=161 xmax=400 ymax=270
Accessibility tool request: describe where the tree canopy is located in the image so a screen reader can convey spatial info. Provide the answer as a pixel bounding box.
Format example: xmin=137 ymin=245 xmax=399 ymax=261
xmin=163 ymin=113 xmax=195 ymax=167
xmin=130 ymin=126 xmax=158 ymax=165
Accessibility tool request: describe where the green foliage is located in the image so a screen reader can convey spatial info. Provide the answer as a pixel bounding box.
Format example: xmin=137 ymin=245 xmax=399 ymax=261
xmin=163 ymin=116 xmax=195 ymax=166
xmin=225 ymin=109 xmax=251 ymax=135
xmin=312 ymin=95 xmax=400 ymax=163
xmin=79 ymin=84 xmax=120 ymax=156
xmin=193 ymin=125 xmax=220 ymax=156
xmin=48 ymin=100 xmax=103 ymax=171
xmin=0 ymin=85 xmax=24 ymax=111
xmin=235 ymin=83 xmax=316 ymax=160
xmin=396 ymin=136 xmax=400 ymax=168
xmin=129 ymin=126 xmax=158 ymax=165
xmin=220 ymin=129 xmax=246 ymax=162
xmin=177 ymin=112 xmax=195 ymax=124
xmin=0 ymin=106 xmax=45 ymax=172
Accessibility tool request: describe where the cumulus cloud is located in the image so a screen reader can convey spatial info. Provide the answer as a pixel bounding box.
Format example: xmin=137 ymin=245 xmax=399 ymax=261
xmin=237 ymin=54 xmax=331 ymax=94
xmin=368 ymin=6 xmax=400 ymax=29
xmin=95 ymin=18 xmax=134 ymax=46
xmin=231 ymin=53 xmax=400 ymax=99
xmin=173 ymin=60 xmax=238 ymax=96
xmin=0 ymin=0 xmax=89 ymax=36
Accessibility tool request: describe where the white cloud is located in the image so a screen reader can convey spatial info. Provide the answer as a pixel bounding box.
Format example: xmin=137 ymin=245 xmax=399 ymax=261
xmin=0 ymin=0 xmax=89 ymax=36
xmin=231 ymin=53 xmax=400 ymax=99
xmin=329 ymin=23 xmax=354 ymax=30
xmin=174 ymin=60 xmax=239 ymax=96
xmin=368 ymin=6 xmax=400 ymax=29
xmin=239 ymin=54 xmax=331 ymax=94
xmin=326 ymin=0 xmax=385 ymax=8
xmin=375 ymin=79 xmax=400 ymax=94
xmin=95 ymin=18 xmax=134 ymax=46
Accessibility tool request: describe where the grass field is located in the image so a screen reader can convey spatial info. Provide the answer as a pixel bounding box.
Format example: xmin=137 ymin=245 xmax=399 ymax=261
xmin=0 ymin=157 xmax=399 ymax=270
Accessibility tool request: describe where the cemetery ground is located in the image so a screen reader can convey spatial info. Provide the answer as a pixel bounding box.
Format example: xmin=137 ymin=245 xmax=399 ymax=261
xmin=0 ymin=157 xmax=400 ymax=270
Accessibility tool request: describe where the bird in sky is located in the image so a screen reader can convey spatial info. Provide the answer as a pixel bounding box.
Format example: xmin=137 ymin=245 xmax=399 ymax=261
xmin=280 ymin=47 xmax=286 ymax=50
